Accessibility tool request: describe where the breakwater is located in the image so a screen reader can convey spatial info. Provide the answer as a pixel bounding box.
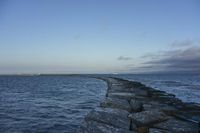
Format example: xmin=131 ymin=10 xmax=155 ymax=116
xmin=79 ymin=77 xmax=200 ymax=133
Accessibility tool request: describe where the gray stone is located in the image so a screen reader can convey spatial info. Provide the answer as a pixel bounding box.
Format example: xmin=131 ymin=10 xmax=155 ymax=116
xmin=148 ymin=90 xmax=166 ymax=95
xmin=149 ymin=128 xmax=172 ymax=133
xmin=107 ymin=78 xmax=121 ymax=84
xmin=85 ymin=107 xmax=130 ymax=130
xmin=150 ymin=96 xmax=182 ymax=105
xmin=150 ymin=91 xmax=175 ymax=98
xmin=130 ymin=121 xmax=137 ymax=131
xmin=80 ymin=120 xmax=134 ymax=133
xmin=154 ymin=118 xmax=199 ymax=133
xmin=134 ymin=96 xmax=153 ymax=103
xmin=173 ymin=111 xmax=200 ymax=124
xmin=130 ymin=99 xmax=143 ymax=112
xmin=81 ymin=77 xmax=199 ymax=133
xmin=112 ymin=83 xmax=124 ymax=86
xmin=143 ymin=102 xmax=177 ymax=115
xmin=100 ymin=98 xmax=131 ymax=112
xmin=108 ymin=85 xmax=130 ymax=93
xmin=130 ymin=88 xmax=149 ymax=96
xmin=128 ymin=110 xmax=168 ymax=126
xmin=136 ymin=126 xmax=150 ymax=133
xmin=127 ymin=81 xmax=145 ymax=88
xmin=107 ymin=92 xmax=135 ymax=100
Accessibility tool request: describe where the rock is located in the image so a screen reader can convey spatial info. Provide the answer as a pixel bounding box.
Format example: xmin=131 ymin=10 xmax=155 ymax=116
xmin=130 ymin=88 xmax=149 ymax=97
xmin=137 ymin=126 xmax=149 ymax=133
xmin=151 ymin=96 xmax=182 ymax=106
xmin=80 ymin=120 xmax=134 ymax=133
xmin=148 ymin=90 xmax=175 ymax=98
xmin=85 ymin=107 xmax=130 ymax=130
xmin=108 ymin=85 xmax=130 ymax=93
xmin=134 ymin=96 xmax=153 ymax=103
xmin=111 ymin=82 xmax=121 ymax=85
xmin=81 ymin=77 xmax=199 ymax=133
xmin=107 ymin=92 xmax=135 ymax=100
xmin=178 ymin=102 xmax=200 ymax=112
xmin=107 ymin=78 xmax=127 ymax=85
xmin=128 ymin=110 xmax=168 ymax=126
xmin=143 ymin=102 xmax=177 ymax=115
xmin=154 ymin=118 xmax=199 ymax=133
xmin=130 ymin=121 xmax=137 ymax=131
xmin=151 ymin=95 xmax=176 ymax=100
xmin=149 ymin=128 xmax=172 ymax=133
xmin=126 ymin=82 xmax=145 ymax=88
xmin=130 ymin=99 xmax=143 ymax=112
xmin=100 ymin=98 xmax=131 ymax=112
xmin=173 ymin=111 xmax=200 ymax=124
xmin=148 ymin=90 xmax=166 ymax=95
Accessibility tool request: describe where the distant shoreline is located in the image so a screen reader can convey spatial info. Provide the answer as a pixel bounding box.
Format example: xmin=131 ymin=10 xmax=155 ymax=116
xmin=0 ymin=73 xmax=199 ymax=76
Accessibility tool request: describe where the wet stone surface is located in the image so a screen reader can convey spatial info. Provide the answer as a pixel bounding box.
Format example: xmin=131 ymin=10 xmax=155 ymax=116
xmin=128 ymin=110 xmax=168 ymax=126
xmin=149 ymin=128 xmax=171 ymax=133
xmin=107 ymin=92 xmax=136 ymax=100
xmin=154 ymin=118 xmax=199 ymax=133
xmin=79 ymin=77 xmax=200 ymax=133
xmin=130 ymin=99 xmax=143 ymax=112
xmin=84 ymin=107 xmax=130 ymax=130
xmin=100 ymin=97 xmax=131 ymax=112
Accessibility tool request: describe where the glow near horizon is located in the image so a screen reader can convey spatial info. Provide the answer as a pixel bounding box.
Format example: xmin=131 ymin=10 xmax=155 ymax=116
xmin=0 ymin=0 xmax=200 ymax=74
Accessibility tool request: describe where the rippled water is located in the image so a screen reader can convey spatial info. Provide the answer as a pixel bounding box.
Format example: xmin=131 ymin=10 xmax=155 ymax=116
xmin=1 ymin=74 xmax=200 ymax=133
xmin=0 ymin=76 xmax=107 ymax=133
xmin=115 ymin=74 xmax=200 ymax=104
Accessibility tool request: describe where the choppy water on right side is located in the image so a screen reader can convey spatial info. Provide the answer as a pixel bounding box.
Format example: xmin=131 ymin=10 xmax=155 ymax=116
xmin=114 ymin=74 xmax=200 ymax=104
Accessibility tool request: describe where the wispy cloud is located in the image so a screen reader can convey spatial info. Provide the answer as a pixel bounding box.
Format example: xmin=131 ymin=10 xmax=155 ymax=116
xmin=141 ymin=52 xmax=163 ymax=59
xmin=118 ymin=56 xmax=132 ymax=61
xmin=171 ymin=39 xmax=194 ymax=47
xmin=125 ymin=39 xmax=200 ymax=74
xmin=140 ymin=47 xmax=200 ymax=73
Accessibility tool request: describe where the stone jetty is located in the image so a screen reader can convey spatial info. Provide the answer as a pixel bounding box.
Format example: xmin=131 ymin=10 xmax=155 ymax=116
xmin=79 ymin=77 xmax=200 ymax=133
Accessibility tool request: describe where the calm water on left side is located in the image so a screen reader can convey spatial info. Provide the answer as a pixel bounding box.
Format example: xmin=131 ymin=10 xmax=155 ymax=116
xmin=0 ymin=75 xmax=107 ymax=133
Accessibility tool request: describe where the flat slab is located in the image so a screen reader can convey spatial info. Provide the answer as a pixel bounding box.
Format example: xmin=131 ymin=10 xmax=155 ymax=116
xmin=149 ymin=128 xmax=172 ymax=133
xmin=108 ymin=85 xmax=131 ymax=93
xmin=100 ymin=97 xmax=131 ymax=112
xmin=154 ymin=118 xmax=199 ymax=133
xmin=130 ymin=99 xmax=143 ymax=112
xmin=143 ymin=101 xmax=177 ymax=115
xmin=85 ymin=107 xmax=130 ymax=130
xmin=130 ymin=88 xmax=149 ymax=96
xmin=107 ymin=92 xmax=135 ymax=100
xmin=128 ymin=110 xmax=168 ymax=126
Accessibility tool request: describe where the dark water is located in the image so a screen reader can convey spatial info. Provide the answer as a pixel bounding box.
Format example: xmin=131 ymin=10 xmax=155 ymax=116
xmin=1 ymin=74 xmax=200 ymax=133
xmin=114 ymin=74 xmax=200 ymax=104
xmin=0 ymin=76 xmax=107 ymax=133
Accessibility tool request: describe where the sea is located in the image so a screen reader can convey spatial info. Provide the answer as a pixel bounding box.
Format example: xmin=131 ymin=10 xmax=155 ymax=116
xmin=0 ymin=74 xmax=199 ymax=133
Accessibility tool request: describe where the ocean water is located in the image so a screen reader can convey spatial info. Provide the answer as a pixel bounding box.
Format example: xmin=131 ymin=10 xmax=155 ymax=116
xmin=0 ymin=74 xmax=200 ymax=133
xmin=0 ymin=76 xmax=107 ymax=133
xmin=115 ymin=74 xmax=200 ymax=104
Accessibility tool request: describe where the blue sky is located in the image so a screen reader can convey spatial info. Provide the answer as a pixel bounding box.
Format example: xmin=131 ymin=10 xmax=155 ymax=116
xmin=0 ymin=0 xmax=200 ymax=74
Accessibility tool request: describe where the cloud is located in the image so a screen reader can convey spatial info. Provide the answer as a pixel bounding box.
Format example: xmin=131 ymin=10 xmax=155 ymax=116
xmin=118 ymin=56 xmax=132 ymax=61
xmin=141 ymin=52 xmax=163 ymax=59
xmin=118 ymin=40 xmax=200 ymax=74
xmin=141 ymin=47 xmax=200 ymax=73
xmin=171 ymin=39 xmax=194 ymax=47
xmin=142 ymin=40 xmax=197 ymax=60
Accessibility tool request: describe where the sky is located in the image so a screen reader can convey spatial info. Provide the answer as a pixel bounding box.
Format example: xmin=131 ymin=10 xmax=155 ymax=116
xmin=0 ymin=0 xmax=200 ymax=74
